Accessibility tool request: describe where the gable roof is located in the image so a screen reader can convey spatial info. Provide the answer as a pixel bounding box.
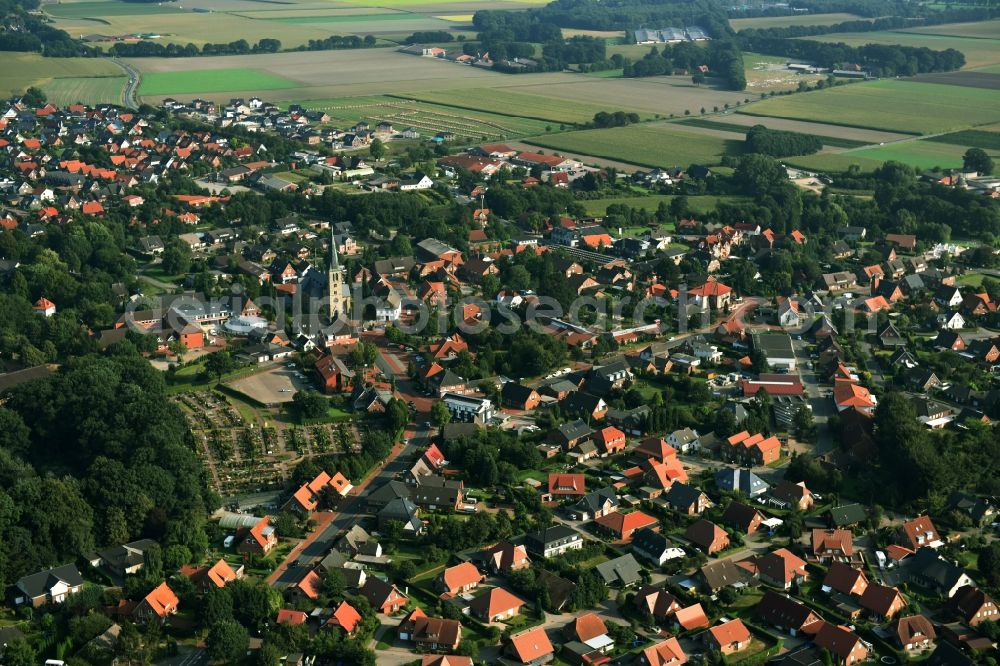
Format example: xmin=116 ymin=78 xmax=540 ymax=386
xmin=674 ymin=603 xmax=710 ymax=630
xmin=708 ymin=619 xmax=751 ymax=647
xmin=441 ymin=562 xmax=484 ymax=594
xmin=641 ymin=637 xmax=687 ymax=666
xmin=327 ymin=600 xmax=362 ymax=633
xmin=508 ymin=627 xmax=554 ymax=663
xmin=470 ymin=586 xmax=526 ymax=618
xmin=823 ymin=562 xmax=869 ymax=596
xmin=141 ymin=582 xmax=179 ymax=618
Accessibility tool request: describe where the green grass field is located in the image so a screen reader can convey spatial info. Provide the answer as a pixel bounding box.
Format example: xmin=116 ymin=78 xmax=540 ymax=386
xmin=0 ymin=53 xmax=123 ymax=101
xmin=272 ymin=12 xmax=430 ymax=24
xmin=47 ymin=0 xmax=177 ymax=17
xmin=741 ymin=80 xmax=1000 ymax=134
xmin=580 ymin=194 xmax=748 ymax=216
xmin=782 ymin=152 xmax=883 ymax=172
xmin=927 ymin=130 xmax=1000 ymax=150
xmin=730 ymin=12 xmax=863 ymax=31
xmin=138 ymin=68 xmax=299 ymax=96
xmin=807 ymin=30 xmax=1000 ymax=69
xmin=396 ymin=88 xmax=647 ymax=125
xmin=40 ymin=76 xmax=125 ymax=106
xmin=523 ymin=123 xmax=742 ymax=169
xmin=844 ymin=139 xmax=1000 ymax=170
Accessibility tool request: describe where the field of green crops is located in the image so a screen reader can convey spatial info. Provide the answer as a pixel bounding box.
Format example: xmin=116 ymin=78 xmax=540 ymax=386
xmin=138 ymin=68 xmax=298 ymax=96
xmin=523 ymin=123 xmax=743 ymax=169
xmin=741 ymin=80 xmax=1000 ymax=134
xmin=845 ymin=139 xmax=1000 ymax=170
xmin=40 ymin=76 xmax=125 ymax=106
xmin=730 ymin=12 xmax=863 ymax=31
xmin=0 ymin=53 xmax=123 ymax=100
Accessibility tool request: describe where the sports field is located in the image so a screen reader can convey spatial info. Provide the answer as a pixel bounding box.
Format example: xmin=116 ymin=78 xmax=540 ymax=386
xmin=523 ymin=123 xmax=743 ymax=169
xmin=730 ymin=12 xmax=863 ymax=31
xmin=40 ymin=76 xmax=126 ymax=106
xmin=0 ymin=53 xmax=123 ymax=100
xmin=740 ymin=80 xmax=1000 ymax=134
xmin=138 ymin=68 xmax=298 ymax=96
xmin=807 ymin=30 xmax=1000 ymax=69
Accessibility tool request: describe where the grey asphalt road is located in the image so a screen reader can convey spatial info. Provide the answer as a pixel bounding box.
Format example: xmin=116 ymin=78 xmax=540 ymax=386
xmin=270 ymin=426 xmax=430 ymax=588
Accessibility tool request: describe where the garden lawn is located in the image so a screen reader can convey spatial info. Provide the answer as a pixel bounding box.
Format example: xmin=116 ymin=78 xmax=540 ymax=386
xmin=524 ymin=123 xmax=742 ymax=169
xmin=138 ymin=68 xmax=298 ymax=96
xmin=741 ymin=80 xmax=1000 ymax=134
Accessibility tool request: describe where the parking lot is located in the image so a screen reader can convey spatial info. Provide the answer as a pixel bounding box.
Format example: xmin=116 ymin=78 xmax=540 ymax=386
xmin=228 ymin=364 xmax=316 ymax=405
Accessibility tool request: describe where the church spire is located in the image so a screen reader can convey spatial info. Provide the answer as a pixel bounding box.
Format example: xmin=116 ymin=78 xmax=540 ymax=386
xmin=330 ymin=226 xmax=340 ymax=270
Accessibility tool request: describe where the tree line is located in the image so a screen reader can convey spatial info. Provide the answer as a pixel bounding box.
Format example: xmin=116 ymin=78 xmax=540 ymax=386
xmin=740 ymin=36 xmax=965 ymax=76
xmin=109 ymin=38 xmax=282 ymax=58
xmin=623 ymin=39 xmax=746 ymax=90
xmin=745 ymin=124 xmax=822 ymax=157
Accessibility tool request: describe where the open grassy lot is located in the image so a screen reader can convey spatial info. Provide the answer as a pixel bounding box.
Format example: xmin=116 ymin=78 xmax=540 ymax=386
xmin=730 ymin=12 xmax=862 ymax=31
xmin=740 ymin=80 xmax=1000 ymax=134
xmin=806 ymin=30 xmax=1000 ymax=69
xmin=744 ymin=51 xmax=825 ymax=92
xmin=844 ymin=139 xmax=1000 ymax=170
xmin=782 ymin=152 xmax=884 ymax=172
xmin=0 ymin=53 xmax=123 ymax=100
xmin=523 ymin=123 xmax=743 ymax=169
xmin=40 ymin=76 xmax=125 ymax=106
xmin=579 ymin=194 xmax=748 ymax=216
xmin=296 ymin=95 xmax=552 ymax=139
xmin=396 ymin=87 xmax=644 ymax=124
xmin=138 ymin=68 xmax=298 ymax=96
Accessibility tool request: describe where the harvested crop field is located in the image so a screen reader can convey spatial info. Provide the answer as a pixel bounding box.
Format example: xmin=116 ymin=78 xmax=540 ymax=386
xmin=730 ymin=12 xmax=862 ymax=31
xmin=295 ymin=96 xmax=551 ymax=139
xmin=523 ymin=123 xmax=744 ymax=169
xmin=740 ymin=80 xmax=1000 ymax=134
xmin=138 ymin=68 xmax=298 ymax=96
xmin=500 ymin=76 xmax=750 ymax=118
xmin=912 ymin=71 xmax=1000 ymax=90
xmin=129 ymin=49 xmax=563 ymax=102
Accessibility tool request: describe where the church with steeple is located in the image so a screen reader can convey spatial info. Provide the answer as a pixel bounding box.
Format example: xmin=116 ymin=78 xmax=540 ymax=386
xmin=328 ymin=229 xmax=350 ymax=320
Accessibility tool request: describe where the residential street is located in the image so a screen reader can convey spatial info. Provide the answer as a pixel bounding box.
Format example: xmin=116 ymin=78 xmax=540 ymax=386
xmin=268 ymin=426 xmax=430 ymax=588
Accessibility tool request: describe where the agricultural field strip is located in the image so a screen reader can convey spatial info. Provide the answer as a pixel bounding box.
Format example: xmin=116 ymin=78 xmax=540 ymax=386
xmin=803 ymin=30 xmax=1000 ymax=69
xmin=297 ymin=96 xmax=549 ymax=138
xmin=522 ymin=122 xmax=742 ymax=169
xmin=927 ymin=130 xmax=1000 ymax=150
xmin=738 ymin=80 xmax=1000 ymax=135
xmin=674 ymin=117 xmax=871 ymax=148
